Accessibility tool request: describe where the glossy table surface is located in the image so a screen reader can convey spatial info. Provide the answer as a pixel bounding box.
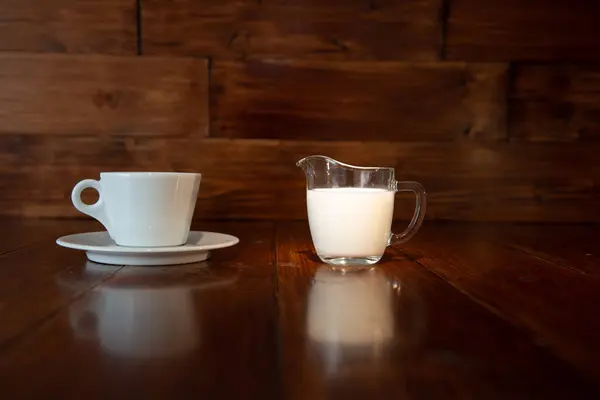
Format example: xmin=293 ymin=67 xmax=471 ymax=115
xmin=0 ymin=219 xmax=599 ymax=399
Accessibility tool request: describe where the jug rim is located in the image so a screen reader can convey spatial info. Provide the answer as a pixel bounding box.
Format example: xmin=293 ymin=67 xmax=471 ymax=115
xmin=296 ymin=155 xmax=394 ymax=171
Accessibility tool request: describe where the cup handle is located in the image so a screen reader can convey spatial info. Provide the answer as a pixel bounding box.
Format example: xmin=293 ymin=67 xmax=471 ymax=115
xmin=68 ymin=294 xmax=99 ymax=341
xmin=389 ymin=181 xmax=427 ymax=246
xmin=71 ymin=179 xmax=109 ymax=229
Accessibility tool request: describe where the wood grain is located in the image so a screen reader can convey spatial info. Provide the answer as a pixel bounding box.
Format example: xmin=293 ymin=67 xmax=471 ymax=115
xmin=211 ymin=60 xmax=508 ymax=141
xmin=0 ymin=53 xmax=208 ymax=137
xmin=142 ymin=0 xmax=442 ymax=61
xmin=1 ymin=136 xmax=599 ymax=222
xmin=0 ymin=0 xmax=136 ymax=54
xmin=276 ymin=222 xmax=600 ymax=399
xmin=0 ymin=219 xmax=104 ymax=255
xmin=0 ymin=221 xmax=120 ymax=350
xmin=446 ymin=0 xmax=600 ymax=61
xmin=1 ymin=219 xmax=600 ymax=396
xmin=464 ymin=64 xmax=508 ymax=140
xmin=483 ymin=225 xmax=600 ymax=276
xmin=401 ymin=224 xmax=600 ymax=381
xmin=510 ymin=64 xmax=600 ymax=142
xmin=0 ymin=221 xmax=279 ymax=398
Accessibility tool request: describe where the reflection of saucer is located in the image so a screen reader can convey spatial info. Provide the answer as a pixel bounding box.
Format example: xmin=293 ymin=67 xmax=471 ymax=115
xmin=62 ymin=261 xmax=239 ymax=360
xmin=57 ymin=261 xmax=240 ymax=292
xmin=56 ymin=231 xmax=239 ymax=265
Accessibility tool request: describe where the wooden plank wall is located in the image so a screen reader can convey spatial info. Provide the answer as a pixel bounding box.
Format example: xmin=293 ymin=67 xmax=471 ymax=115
xmin=0 ymin=0 xmax=599 ymax=222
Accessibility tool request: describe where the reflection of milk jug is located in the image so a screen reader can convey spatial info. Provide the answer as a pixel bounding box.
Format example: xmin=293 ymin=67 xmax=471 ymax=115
xmin=307 ymin=268 xmax=394 ymax=347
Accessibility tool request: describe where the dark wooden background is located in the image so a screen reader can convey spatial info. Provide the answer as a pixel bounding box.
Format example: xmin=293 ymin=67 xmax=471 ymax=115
xmin=1 ymin=0 xmax=599 ymax=222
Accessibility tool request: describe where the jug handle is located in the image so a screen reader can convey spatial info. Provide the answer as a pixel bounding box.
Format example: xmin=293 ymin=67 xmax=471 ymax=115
xmin=389 ymin=181 xmax=427 ymax=246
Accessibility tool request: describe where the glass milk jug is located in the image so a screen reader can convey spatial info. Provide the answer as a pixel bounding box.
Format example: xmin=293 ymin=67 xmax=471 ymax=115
xmin=297 ymin=155 xmax=426 ymax=267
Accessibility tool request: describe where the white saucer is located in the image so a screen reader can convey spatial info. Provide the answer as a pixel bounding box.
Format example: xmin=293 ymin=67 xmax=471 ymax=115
xmin=56 ymin=231 xmax=239 ymax=266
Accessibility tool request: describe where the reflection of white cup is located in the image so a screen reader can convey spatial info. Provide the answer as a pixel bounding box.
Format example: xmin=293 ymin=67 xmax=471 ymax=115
xmin=307 ymin=268 xmax=394 ymax=347
xmin=71 ymin=172 xmax=201 ymax=247
xmin=70 ymin=284 xmax=199 ymax=359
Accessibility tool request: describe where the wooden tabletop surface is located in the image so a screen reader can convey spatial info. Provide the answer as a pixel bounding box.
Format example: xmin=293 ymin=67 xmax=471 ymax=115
xmin=0 ymin=219 xmax=599 ymax=399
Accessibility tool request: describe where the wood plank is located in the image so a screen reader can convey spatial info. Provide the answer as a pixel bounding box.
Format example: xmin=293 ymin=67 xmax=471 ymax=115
xmin=0 ymin=53 xmax=208 ymax=137
xmin=400 ymin=224 xmax=600 ymax=381
xmin=464 ymin=64 xmax=508 ymax=140
xmin=510 ymin=64 xmax=600 ymax=142
xmin=1 ymin=136 xmax=599 ymax=222
xmin=276 ymin=222 xmax=600 ymax=398
xmin=483 ymin=225 xmax=600 ymax=276
xmin=142 ymin=0 xmax=442 ymax=61
xmin=0 ymin=219 xmax=104 ymax=254
xmin=0 ymin=221 xmax=122 ymax=350
xmin=0 ymin=221 xmax=279 ymax=398
xmin=211 ymin=60 xmax=508 ymax=141
xmin=446 ymin=0 xmax=600 ymax=61
xmin=0 ymin=0 xmax=136 ymax=54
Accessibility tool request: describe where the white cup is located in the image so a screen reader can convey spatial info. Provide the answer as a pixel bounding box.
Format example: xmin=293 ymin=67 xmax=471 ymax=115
xmin=71 ymin=172 xmax=201 ymax=247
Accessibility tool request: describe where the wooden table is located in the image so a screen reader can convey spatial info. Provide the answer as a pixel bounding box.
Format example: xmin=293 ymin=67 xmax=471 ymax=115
xmin=0 ymin=219 xmax=599 ymax=398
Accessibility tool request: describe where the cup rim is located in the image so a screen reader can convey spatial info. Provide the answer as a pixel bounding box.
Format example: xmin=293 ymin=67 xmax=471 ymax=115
xmin=100 ymin=172 xmax=201 ymax=177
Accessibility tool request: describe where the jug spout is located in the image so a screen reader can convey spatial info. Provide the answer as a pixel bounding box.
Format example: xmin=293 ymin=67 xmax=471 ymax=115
xmin=297 ymin=155 xmax=329 ymax=170
xmin=297 ymin=155 xmax=396 ymax=191
xmin=297 ymin=155 xmax=357 ymax=190
xmin=296 ymin=155 xmax=339 ymax=178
